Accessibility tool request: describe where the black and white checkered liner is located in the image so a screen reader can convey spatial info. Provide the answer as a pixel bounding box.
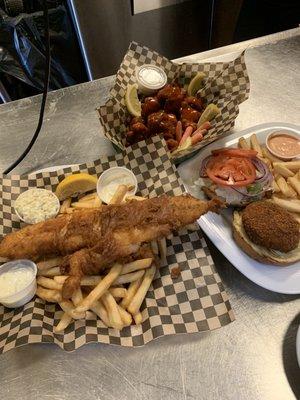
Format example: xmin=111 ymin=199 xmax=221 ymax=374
xmin=97 ymin=41 xmax=250 ymax=161
xmin=0 ymin=137 xmax=234 ymax=352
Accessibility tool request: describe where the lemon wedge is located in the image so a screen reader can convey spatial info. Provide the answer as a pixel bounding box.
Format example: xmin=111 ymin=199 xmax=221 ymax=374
xmin=55 ymin=173 xmax=97 ymax=201
xmin=197 ymin=103 xmax=221 ymax=127
xmin=171 ymin=137 xmax=192 ymax=157
xmin=125 ymin=84 xmax=141 ymax=117
xmin=187 ymin=72 xmax=206 ymax=96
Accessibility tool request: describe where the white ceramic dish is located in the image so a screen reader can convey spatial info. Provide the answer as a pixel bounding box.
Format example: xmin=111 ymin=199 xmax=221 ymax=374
xmin=178 ymin=122 xmax=300 ymax=294
xmin=266 ymin=129 xmax=300 ymax=160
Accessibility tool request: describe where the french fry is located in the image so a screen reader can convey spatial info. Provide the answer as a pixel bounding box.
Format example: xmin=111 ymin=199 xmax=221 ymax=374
xmin=158 ymin=237 xmax=167 ymax=261
xmin=150 ymin=240 xmax=159 ymax=255
xmin=56 ymin=272 xmax=145 ymax=288
xmin=286 ymin=183 xmax=297 ymax=198
xmin=274 ymin=161 xmax=300 ymax=172
xmin=127 ymin=265 xmax=156 ymax=316
xmin=262 ymin=157 xmax=272 ymax=169
xmin=78 ymin=193 xmax=96 ymax=202
xmin=90 ymin=299 xmax=110 ymax=327
xmin=93 ymin=196 xmax=102 ymax=208
xmin=114 ymin=270 xmax=145 ymax=285
xmin=37 ymin=257 xmax=62 ymax=271
xmin=109 ymin=287 xmax=127 ymax=298
xmin=287 ymin=175 xmax=300 ymax=196
xmin=272 ymin=197 xmax=300 ymax=213
xmin=36 ymin=286 xmax=62 ymax=303
xmin=250 ymin=134 xmax=263 ymax=157
xmin=37 ymin=276 xmax=63 ymax=291
xmin=272 ymin=180 xmax=280 ymax=193
xmin=121 ymin=258 xmax=153 ymax=275
xmin=121 ymin=277 xmax=143 ymax=309
xmin=102 ymin=292 xmax=123 ymax=330
xmin=81 ymin=276 xmax=102 ymax=286
xmin=238 ymin=137 xmax=250 ymax=149
xmin=75 ymin=263 xmax=122 ymax=313
xmin=66 ymin=208 xmax=74 ymax=214
xmin=54 ymin=275 xmax=68 ymax=284
xmin=37 ymin=266 xmax=60 ymax=277
xmin=54 ymin=312 xmax=73 ymax=333
xmin=54 ymin=275 xmax=102 ymax=286
xmin=71 ymin=288 xmax=83 ymax=306
xmin=126 ymin=195 xmax=146 ymax=202
xmin=117 ymin=305 xmax=132 ymax=326
xmin=59 ymin=299 xmax=85 ymax=319
xmin=262 ymin=146 xmax=281 ymax=163
xmin=273 ymin=163 xmax=294 ymax=178
xmin=133 ymin=312 xmax=143 ymax=325
xmin=109 ymin=185 xmax=128 ymax=205
xmin=60 ymin=198 xmax=71 ymax=214
xmin=276 ymin=175 xmax=295 ymax=198
xmin=71 ymin=201 xmax=99 ymax=209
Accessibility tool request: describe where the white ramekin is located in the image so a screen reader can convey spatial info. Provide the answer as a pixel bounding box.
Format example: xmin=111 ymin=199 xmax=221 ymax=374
xmin=0 ymin=260 xmax=37 ymax=308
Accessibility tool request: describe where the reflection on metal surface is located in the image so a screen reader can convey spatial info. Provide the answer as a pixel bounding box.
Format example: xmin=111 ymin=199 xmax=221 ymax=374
xmin=67 ymin=0 xmax=93 ymax=81
xmin=0 ymin=79 xmax=11 ymax=103
xmin=133 ymin=0 xmax=191 ymax=15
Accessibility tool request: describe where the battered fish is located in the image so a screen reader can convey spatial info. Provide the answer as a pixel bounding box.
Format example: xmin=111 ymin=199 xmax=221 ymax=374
xmin=0 ymin=195 xmax=220 ymax=297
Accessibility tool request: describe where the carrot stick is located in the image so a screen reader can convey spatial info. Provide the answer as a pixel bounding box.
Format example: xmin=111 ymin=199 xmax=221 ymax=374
xmin=175 ymin=121 xmax=183 ymax=143
xmin=192 ymin=125 xmax=208 ymax=136
xmin=191 ymin=130 xmax=206 ymax=145
xmin=179 ymin=126 xmax=193 ymax=146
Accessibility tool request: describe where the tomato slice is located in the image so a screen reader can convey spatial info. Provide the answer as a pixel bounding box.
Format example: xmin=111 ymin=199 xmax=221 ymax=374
xmin=211 ymin=148 xmax=258 ymax=158
xmin=206 ymin=155 xmax=256 ymax=187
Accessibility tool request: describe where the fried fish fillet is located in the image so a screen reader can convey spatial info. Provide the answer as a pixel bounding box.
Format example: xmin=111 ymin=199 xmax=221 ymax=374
xmin=0 ymin=195 xmax=220 ymax=297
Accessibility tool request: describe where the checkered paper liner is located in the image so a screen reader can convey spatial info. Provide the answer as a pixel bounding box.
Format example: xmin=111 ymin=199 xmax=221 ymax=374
xmin=97 ymin=41 xmax=250 ymax=162
xmin=0 ymin=137 xmax=234 ymax=353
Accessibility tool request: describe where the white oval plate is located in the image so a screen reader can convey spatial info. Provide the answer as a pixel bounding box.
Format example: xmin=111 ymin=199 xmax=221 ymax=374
xmin=178 ymin=122 xmax=300 ymax=294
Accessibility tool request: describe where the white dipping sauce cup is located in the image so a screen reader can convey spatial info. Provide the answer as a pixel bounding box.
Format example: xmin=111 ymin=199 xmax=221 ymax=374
xmin=97 ymin=167 xmax=138 ymax=204
xmin=0 ymin=260 xmax=37 ymax=308
xmin=135 ymin=64 xmax=167 ymax=95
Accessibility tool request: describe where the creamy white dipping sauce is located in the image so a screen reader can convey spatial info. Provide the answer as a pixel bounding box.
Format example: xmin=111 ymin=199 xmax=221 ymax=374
xmin=100 ymin=174 xmax=135 ymax=204
xmin=139 ymin=68 xmax=165 ymax=86
xmin=0 ymin=266 xmax=34 ymax=297
xmin=97 ymin=167 xmax=138 ymax=204
xmin=15 ymin=189 xmax=60 ymax=224
xmin=136 ymin=64 xmax=167 ymax=94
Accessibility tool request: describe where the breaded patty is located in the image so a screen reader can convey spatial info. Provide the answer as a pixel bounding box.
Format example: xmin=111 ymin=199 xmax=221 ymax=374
xmin=242 ymin=201 xmax=300 ymax=253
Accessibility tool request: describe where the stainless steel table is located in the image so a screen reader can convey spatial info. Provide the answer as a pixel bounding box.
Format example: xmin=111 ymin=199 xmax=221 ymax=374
xmin=0 ymin=28 xmax=299 ymax=400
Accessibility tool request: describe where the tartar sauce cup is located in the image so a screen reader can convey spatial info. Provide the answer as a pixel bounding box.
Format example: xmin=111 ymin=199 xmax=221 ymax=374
xmin=135 ymin=64 xmax=167 ymax=95
xmin=0 ymin=260 xmax=37 ymax=308
xmin=14 ymin=188 xmax=60 ymax=224
xmin=97 ymin=167 xmax=138 ymax=204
